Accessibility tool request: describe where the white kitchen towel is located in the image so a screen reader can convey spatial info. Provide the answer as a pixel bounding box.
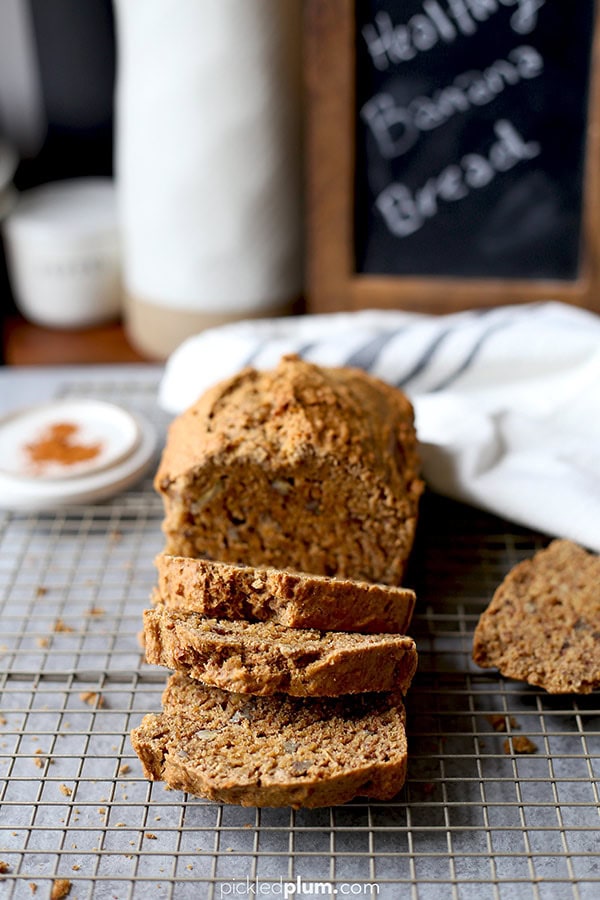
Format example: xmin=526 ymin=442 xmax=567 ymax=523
xmin=159 ymin=302 xmax=600 ymax=551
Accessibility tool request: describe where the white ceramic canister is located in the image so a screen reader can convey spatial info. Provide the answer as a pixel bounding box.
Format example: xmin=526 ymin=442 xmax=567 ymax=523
xmin=2 ymin=178 xmax=121 ymax=329
xmin=114 ymin=0 xmax=303 ymax=360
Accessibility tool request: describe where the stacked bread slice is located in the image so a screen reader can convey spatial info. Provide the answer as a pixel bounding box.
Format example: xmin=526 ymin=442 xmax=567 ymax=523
xmin=131 ymin=555 xmax=419 ymax=808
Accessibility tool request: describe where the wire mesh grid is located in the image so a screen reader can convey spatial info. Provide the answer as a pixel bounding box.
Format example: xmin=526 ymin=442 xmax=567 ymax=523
xmin=0 ymin=374 xmax=598 ymax=900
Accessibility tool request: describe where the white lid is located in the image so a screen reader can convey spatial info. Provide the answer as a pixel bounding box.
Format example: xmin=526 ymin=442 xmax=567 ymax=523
xmin=0 ymin=399 xmax=156 ymax=510
xmin=5 ymin=178 xmax=117 ymax=242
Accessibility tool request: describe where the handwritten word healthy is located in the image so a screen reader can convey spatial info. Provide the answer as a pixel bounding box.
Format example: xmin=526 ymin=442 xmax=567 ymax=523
xmin=361 ymin=45 xmax=542 ymax=159
xmin=375 ymin=119 xmax=540 ymax=238
xmin=362 ymin=0 xmax=546 ymax=71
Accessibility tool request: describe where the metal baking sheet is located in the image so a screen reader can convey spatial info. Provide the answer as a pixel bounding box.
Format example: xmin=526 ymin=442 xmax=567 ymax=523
xmin=0 ymin=370 xmax=598 ymax=900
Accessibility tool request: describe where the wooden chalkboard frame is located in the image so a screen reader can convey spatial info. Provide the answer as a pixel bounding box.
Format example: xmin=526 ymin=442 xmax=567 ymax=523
xmin=305 ymin=0 xmax=600 ymax=314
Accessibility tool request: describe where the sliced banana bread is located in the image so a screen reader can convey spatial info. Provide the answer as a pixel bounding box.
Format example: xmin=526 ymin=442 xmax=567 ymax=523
xmin=154 ymin=355 xmax=423 ymax=585
xmin=131 ymin=672 xmax=408 ymax=808
xmin=143 ymin=607 xmax=418 ymax=697
xmin=154 ymin=554 xmax=416 ymax=634
xmin=473 ymin=540 xmax=600 ymax=694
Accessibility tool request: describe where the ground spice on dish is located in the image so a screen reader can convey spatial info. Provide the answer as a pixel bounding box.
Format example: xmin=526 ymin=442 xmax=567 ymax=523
xmin=25 ymin=422 xmax=102 ymax=468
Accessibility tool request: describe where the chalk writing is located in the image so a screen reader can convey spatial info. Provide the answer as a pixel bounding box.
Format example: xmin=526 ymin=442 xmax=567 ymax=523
xmin=361 ymin=45 xmax=543 ymax=158
xmin=354 ymin=0 xmax=592 ymax=280
xmin=362 ymin=0 xmax=547 ymax=70
xmin=375 ymin=120 xmax=540 ymax=237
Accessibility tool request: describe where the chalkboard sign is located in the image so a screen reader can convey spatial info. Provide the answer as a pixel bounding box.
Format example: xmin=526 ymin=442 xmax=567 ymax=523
xmin=305 ymin=0 xmax=600 ymax=313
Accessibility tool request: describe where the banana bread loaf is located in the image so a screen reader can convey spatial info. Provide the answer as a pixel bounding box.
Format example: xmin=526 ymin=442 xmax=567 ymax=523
xmin=154 ymin=554 xmax=416 ymax=634
xmin=131 ymin=672 xmax=408 ymax=807
xmin=155 ymin=355 xmax=423 ymax=585
xmin=473 ymin=540 xmax=600 ymax=694
xmin=143 ymin=607 xmax=418 ymax=696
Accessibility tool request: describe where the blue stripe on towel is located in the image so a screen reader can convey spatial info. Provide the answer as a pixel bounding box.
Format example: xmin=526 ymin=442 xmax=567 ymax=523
xmin=346 ymin=327 xmax=409 ymax=371
xmin=395 ymin=326 xmax=455 ymax=388
xmin=431 ymin=319 xmax=513 ymax=392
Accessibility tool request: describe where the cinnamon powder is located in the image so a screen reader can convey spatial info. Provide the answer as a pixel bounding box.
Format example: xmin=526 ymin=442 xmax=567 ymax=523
xmin=25 ymin=422 xmax=102 ymax=468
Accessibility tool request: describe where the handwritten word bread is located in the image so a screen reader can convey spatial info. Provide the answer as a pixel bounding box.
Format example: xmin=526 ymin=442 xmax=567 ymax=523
xmin=143 ymin=607 xmax=418 ymax=697
xmin=473 ymin=540 xmax=600 ymax=694
xmin=154 ymin=554 xmax=416 ymax=634
xmin=154 ymin=354 xmax=423 ymax=586
xmin=131 ymin=672 xmax=409 ymax=809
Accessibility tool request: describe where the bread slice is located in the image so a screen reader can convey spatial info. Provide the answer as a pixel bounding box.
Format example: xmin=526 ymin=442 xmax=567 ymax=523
xmin=130 ymin=671 xmax=408 ymax=808
xmin=473 ymin=540 xmax=600 ymax=694
xmin=154 ymin=554 xmax=416 ymax=634
xmin=143 ymin=607 xmax=418 ymax=697
xmin=154 ymin=355 xmax=423 ymax=585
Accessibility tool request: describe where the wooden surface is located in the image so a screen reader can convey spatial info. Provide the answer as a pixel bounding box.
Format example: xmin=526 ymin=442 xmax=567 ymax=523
xmin=2 ymin=315 xmax=148 ymax=366
xmin=304 ymin=0 xmax=600 ymax=315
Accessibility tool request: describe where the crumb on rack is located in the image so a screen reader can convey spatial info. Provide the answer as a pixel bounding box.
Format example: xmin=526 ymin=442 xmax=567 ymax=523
xmin=53 ymin=620 xmax=74 ymax=634
xmin=504 ymin=736 xmax=538 ymax=754
xmin=0 ymin=860 xmax=10 ymax=874
xmin=59 ymin=784 xmax=72 ymax=797
xmin=36 ymin=637 xmax=50 ymax=648
xmin=35 ymin=587 xmax=48 ymax=597
xmin=145 ymin=833 xmax=157 ymax=840
xmin=86 ymin=607 xmax=105 ymax=617
xmin=50 ymin=879 xmax=71 ymax=900
xmin=33 ymin=749 xmax=52 ymax=768
xmin=29 ymin=884 xmax=37 ymax=894
xmin=488 ymin=714 xmax=519 ymax=732
xmin=118 ymin=764 xmax=131 ymax=776
xmin=79 ymin=691 xmax=105 ymax=708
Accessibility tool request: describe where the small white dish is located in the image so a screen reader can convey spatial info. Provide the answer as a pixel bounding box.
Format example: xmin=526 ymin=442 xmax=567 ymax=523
xmin=0 ymin=399 xmax=141 ymax=481
xmin=0 ymin=400 xmax=156 ymax=510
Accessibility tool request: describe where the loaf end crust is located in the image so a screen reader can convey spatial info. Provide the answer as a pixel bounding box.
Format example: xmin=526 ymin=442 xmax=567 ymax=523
xmin=473 ymin=540 xmax=600 ymax=694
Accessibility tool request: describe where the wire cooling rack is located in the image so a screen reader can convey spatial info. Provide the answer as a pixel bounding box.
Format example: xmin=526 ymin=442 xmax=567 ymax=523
xmin=0 ymin=371 xmax=598 ymax=900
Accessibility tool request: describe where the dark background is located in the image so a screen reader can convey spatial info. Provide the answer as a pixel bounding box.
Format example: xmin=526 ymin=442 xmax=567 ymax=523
xmin=355 ymin=0 xmax=595 ymax=280
xmin=0 ymin=0 xmax=115 ymax=345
